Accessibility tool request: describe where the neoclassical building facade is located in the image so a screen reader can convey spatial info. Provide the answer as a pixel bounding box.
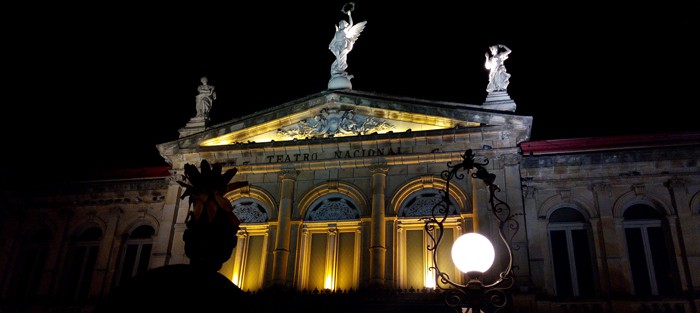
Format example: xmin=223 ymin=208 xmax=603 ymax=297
xmin=1 ymin=89 xmax=698 ymax=313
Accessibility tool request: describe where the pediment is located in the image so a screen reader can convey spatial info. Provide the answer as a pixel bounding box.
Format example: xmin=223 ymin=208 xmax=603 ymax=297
xmin=201 ymin=105 xmax=479 ymax=146
xmin=166 ymin=90 xmax=530 ymax=150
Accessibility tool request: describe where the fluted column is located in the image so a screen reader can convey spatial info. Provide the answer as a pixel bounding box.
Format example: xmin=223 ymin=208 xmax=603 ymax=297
xmin=369 ymin=163 xmax=388 ymax=287
xmin=271 ymin=169 xmax=298 ymax=287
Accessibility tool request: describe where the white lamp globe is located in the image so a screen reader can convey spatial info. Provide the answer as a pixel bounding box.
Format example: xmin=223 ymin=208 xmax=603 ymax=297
xmin=451 ymin=232 xmax=495 ymax=273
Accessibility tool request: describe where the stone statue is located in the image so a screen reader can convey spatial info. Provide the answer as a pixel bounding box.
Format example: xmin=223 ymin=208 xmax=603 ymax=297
xmin=484 ymin=44 xmax=512 ymax=93
xmin=328 ymin=2 xmax=367 ymax=90
xmin=195 ymin=76 xmax=216 ymax=119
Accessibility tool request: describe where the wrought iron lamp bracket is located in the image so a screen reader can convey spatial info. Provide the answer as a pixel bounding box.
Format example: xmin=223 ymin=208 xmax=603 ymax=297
xmin=423 ymin=149 xmax=520 ymax=313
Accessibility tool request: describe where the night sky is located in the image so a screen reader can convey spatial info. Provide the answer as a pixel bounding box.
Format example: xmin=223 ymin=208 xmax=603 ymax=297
xmin=3 ymin=2 xmax=696 ymax=176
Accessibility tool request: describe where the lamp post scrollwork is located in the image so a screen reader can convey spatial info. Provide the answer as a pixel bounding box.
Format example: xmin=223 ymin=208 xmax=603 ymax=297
xmin=423 ymin=149 xmax=520 ymax=313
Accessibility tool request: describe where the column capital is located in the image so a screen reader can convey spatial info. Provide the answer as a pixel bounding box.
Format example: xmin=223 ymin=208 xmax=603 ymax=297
xmin=522 ymin=185 xmax=536 ymax=199
xmin=591 ymin=183 xmax=611 ymax=193
xmin=665 ymin=177 xmax=689 ymax=192
xmin=279 ymin=168 xmax=299 ymax=180
xmin=369 ymin=163 xmax=389 ymax=174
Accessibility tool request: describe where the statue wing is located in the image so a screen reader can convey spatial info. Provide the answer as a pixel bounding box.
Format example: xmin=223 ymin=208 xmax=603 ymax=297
xmin=346 ymin=21 xmax=367 ymax=41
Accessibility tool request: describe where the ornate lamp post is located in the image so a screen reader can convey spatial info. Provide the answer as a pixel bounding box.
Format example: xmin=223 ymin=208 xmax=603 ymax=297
xmin=424 ymin=150 xmax=519 ymax=313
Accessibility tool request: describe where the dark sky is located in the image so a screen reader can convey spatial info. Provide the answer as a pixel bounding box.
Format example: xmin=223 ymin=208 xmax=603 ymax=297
xmin=3 ymin=2 xmax=697 ymax=175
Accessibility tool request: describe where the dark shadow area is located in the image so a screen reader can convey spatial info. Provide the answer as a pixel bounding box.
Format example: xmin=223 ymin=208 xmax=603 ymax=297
xmin=93 ymin=264 xmax=250 ymax=313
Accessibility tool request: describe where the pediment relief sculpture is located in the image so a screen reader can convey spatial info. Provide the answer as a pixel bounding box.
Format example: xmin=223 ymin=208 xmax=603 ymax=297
xmin=277 ymin=108 xmax=392 ymax=139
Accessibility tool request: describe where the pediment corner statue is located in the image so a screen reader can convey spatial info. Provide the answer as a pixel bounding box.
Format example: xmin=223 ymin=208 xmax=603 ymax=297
xmin=328 ymin=2 xmax=367 ymax=90
xmin=485 ymin=44 xmax=512 ymax=93
xmin=195 ymin=76 xmax=216 ymax=119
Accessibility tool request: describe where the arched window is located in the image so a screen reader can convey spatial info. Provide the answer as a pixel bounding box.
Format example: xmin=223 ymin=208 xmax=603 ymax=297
xmin=623 ymin=204 xmax=677 ymax=296
xmin=61 ymin=227 xmax=102 ymax=302
xmin=115 ymin=225 xmax=154 ymax=287
xmin=547 ymin=207 xmax=596 ymax=297
xmin=297 ymin=194 xmax=361 ymax=292
xmin=9 ymin=227 xmax=52 ymax=303
xmin=220 ymin=198 xmax=271 ymax=292
xmin=396 ymin=189 xmax=461 ymax=290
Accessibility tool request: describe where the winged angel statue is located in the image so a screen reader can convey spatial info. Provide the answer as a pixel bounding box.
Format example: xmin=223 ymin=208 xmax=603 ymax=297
xmin=328 ymin=2 xmax=367 ymax=87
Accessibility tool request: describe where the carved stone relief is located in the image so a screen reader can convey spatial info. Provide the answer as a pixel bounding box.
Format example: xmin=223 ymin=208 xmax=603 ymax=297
xmin=277 ymin=108 xmax=393 ymax=139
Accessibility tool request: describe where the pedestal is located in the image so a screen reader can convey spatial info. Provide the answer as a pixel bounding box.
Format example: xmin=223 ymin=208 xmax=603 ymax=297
xmin=482 ymin=91 xmax=516 ymax=112
xmin=328 ymin=76 xmax=353 ymax=90
xmin=179 ymin=117 xmax=208 ymax=138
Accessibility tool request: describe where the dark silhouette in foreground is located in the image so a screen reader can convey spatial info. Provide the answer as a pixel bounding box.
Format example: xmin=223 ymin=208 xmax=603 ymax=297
xmin=93 ymin=160 xmax=249 ymax=313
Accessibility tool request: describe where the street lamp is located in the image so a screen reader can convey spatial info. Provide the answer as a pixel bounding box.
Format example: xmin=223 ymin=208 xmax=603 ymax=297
xmin=452 ymin=233 xmax=495 ymax=274
xmin=424 ymin=149 xmax=519 ymax=313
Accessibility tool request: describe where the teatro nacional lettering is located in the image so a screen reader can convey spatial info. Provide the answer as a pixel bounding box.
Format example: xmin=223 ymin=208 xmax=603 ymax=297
xmin=266 ymin=147 xmax=402 ymax=163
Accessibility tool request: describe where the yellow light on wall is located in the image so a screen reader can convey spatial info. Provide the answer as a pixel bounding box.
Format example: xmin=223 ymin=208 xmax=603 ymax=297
xmin=232 ymin=273 xmax=239 ymax=286
xmin=425 ymin=269 xmax=436 ymax=289
xmin=324 ymin=274 xmax=333 ymax=290
xmin=451 ymin=233 xmax=495 ymax=273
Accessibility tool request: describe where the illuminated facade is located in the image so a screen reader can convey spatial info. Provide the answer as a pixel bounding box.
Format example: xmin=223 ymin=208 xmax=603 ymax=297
xmin=161 ymin=90 xmax=530 ymax=295
xmin=1 ymin=90 xmax=699 ymax=312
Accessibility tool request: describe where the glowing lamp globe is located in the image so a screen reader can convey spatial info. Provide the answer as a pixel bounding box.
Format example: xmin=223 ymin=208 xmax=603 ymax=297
xmin=451 ymin=233 xmax=495 ymax=273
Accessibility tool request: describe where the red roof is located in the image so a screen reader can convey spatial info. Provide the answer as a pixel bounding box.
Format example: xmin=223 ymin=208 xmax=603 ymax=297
xmin=76 ymin=166 xmax=172 ymax=182
xmin=520 ymin=131 xmax=700 ymax=156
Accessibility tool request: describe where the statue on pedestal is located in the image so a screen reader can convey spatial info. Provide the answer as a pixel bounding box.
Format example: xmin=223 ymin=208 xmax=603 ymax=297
xmin=328 ymin=2 xmax=367 ymax=90
xmin=484 ymin=44 xmax=512 ymax=93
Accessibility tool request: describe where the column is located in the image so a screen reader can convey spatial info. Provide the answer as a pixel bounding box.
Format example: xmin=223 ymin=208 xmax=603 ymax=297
xmin=500 ymin=153 xmax=531 ymax=288
xmin=592 ymin=183 xmax=629 ymax=294
xmin=102 ymin=208 xmax=128 ymax=295
xmin=271 ymin=169 xmax=298 ymax=287
xmin=665 ymin=178 xmax=695 ymax=294
xmin=588 ymin=217 xmax=609 ymax=295
xmin=169 ymin=177 xmax=194 ymax=265
xmin=369 ymin=163 xmax=388 ymax=287
xmin=44 ymin=209 xmax=73 ymax=298
xmin=92 ymin=207 xmax=121 ymax=297
xmin=152 ymin=175 xmax=182 ymax=267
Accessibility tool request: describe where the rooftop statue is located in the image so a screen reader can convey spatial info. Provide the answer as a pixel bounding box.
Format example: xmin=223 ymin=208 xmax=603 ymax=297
xmin=328 ymin=2 xmax=367 ymax=90
xmin=484 ymin=44 xmax=512 ymax=93
xmin=195 ymin=76 xmax=216 ymax=119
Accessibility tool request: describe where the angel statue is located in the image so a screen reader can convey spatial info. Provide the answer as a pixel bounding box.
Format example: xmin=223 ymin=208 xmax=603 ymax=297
xmin=328 ymin=2 xmax=367 ymax=90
